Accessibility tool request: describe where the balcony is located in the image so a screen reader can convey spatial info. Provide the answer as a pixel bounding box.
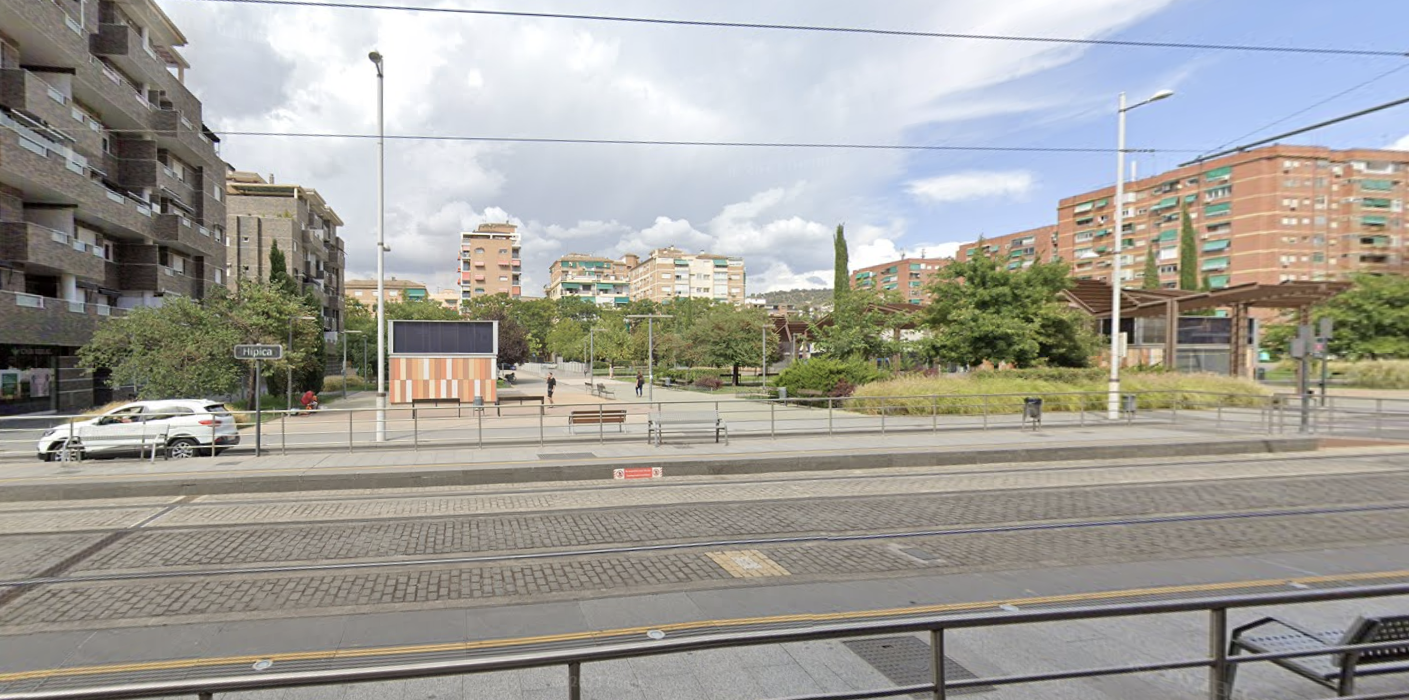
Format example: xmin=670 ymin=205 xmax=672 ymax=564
xmin=0 ymin=70 xmax=103 ymax=157
xmin=151 ymin=108 xmax=216 ymax=163
xmin=154 ymin=214 xmax=222 ymax=257
xmin=0 ymin=222 xmax=107 ymax=280
xmin=90 ymin=22 xmax=174 ymax=88
xmin=0 ymin=291 xmax=119 ymax=347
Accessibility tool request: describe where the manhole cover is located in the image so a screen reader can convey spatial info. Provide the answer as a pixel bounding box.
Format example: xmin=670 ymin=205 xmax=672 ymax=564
xmin=843 ymin=636 xmax=993 ymax=696
xmin=536 ymin=452 xmax=596 ymax=460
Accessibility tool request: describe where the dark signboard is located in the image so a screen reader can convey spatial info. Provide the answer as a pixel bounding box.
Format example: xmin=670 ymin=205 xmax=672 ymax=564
xmin=390 ymin=321 xmax=497 ymax=356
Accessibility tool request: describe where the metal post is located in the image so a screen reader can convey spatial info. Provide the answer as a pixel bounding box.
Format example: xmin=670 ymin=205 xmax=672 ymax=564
xmin=932 ymin=395 xmax=938 ymax=433
xmin=1108 ymin=91 xmax=1128 ymax=421
xmin=598 ymin=404 xmax=604 ymax=444
xmin=880 ymin=397 xmax=886 ymax=434
xmin=1376 ymin=398 xmax=1382 ymax=436
xmin=477 ymin=407 xmax=483 ymax=449
xmin=931 ymin=628 xmax=947 ymax=700
xmin=412 ymin=407 xmax=418 ymax=450
xmin=348 ymin=408 xmax=354 ymax=452
xmin=828 ymin=397 xmax=834 ymax=436
xmin=568 ymin=661 xmax=582 ymax=700
xmin=287 ymin=318 xmax=294 ymax=418
xmin=770 ymin=401 xmax=775 ymax=439
xmin=371 ymin=51 xmax=387 ymax=443
xmin=982 ymin=394 xmax=989 ymax=430
xmin=66 ymin=418 xmax=75 ymax=463
xmin=1319 ymin=355 xmax=1329 ymax=407
xmin=280 ymin=411 xmax=286 ymax=456
xmin=254 ymin=359 xmax=263 ymax=457
xmin=648 ymin=318 xmax=654 ymax=402
xmin=341 ymin=331 xmax=348 ymax=400
xmin=1209 ymin=607 xmax=1230 ymax=700
xmin=761 ymin=321 xmax=767 ymax=389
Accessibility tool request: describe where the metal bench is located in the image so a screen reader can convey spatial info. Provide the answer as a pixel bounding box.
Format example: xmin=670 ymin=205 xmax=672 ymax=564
xmin=569 ymin=408 xmax=627 ymax=433
xmin=496 ymin=393 xmax=544 ymax=416
xmin=647 ymin=411 xmax=728 ymax=446
xmin=584 ymin=380 xmax=596 ymax=395
xmin=595 ymin=383 xmax=616 ymax=400
xmin=410 ymin=397 xmax=466 ymax=417
xmin=1229 ymin=614 xmax=1409 ymax=696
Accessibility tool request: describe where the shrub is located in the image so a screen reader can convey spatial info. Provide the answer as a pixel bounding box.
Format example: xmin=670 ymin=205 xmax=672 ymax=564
xmin=846 ymin=372 xmax=1268 ymax=415
xmin=829 ymin=379 xmax=857 ymax=397
xmin=1340 ymin=360 xmax=1409 ymax=389
xmin=692 ymin=375 xmax=724 ymax=390
xmin=775 ymin=358 xmax=884 ymax=396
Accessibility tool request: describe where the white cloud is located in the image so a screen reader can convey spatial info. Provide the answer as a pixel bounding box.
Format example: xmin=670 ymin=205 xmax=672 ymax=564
xmin=1388 ymin=134 xmax=1409 ymax=151
xmin=905 ymin=171 xmax=1037 ymax=203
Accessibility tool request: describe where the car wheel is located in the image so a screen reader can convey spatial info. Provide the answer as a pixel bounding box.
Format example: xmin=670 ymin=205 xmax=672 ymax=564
xmin=48 ymin=440 xmax=83 ymax=463
xmin=167 ymin=438 xmax=201 ymax=459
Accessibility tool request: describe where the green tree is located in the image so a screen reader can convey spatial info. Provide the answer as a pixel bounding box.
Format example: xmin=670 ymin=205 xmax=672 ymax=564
xmin=811 ymin=287 xmax=908 ymax=361
xmin=682 ymin=306 xmax=778 ymax=385
xmin=79 ymin=296 xmax=243 ymax=399
xmin=267 ymin=241 xmax=298 ymax=296
xmin=1264 ymin=274 xmax=1409 ymax=360
xmin=546 ymin=318 xmax=588 ymax=362
xmin=1178 ymin=203 xmax=1199 ymax=291
xmin=508 ymin=297 xmax=557 ymax=360
xmin=212 ymin=282 xmax=324 ymax=401
xmin=833 ymin=223 xmax=849 ymax=302
xmin=921 ymin=250 xmax=1099 ymax=368
xmin=1142 ymin=244 xmax=1161 ymax=290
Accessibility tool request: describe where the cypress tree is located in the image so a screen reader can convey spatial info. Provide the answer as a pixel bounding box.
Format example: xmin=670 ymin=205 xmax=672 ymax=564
xmin=833 ymin=224 xmax=849 ymax=303
xmin=1178 ymin=202 xmax=1199 ymax=291
xmin=1142 ymin=244 xmax=1161 ymax=290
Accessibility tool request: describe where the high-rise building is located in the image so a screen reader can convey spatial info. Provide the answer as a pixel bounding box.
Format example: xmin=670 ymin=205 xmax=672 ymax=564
xmin=0 ymin=0 xmax=228 ymax=412
xmin=850 ymin=256 xmax=952 ymax=304
xmin=1056 ymin=145 xmax=1409 ymax=289
xmin=544 ymin=253 xmax=634 ymax=307
xmin=955 ymin=225 xmax=1059 ymax=270
xmin=628 ymin=247 xmax=746 ymax=304
xmin=458 ymin=223 xmax=521 ymax=301
xmin=225 ymin=172 xmax=345 ymax=334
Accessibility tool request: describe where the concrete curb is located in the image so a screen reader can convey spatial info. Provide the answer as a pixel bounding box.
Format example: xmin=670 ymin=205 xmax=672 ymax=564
xmin=1 ymin=436 xmax=1321 ymax=502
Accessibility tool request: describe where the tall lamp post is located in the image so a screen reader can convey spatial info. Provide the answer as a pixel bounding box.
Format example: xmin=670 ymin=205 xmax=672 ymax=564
xmin=1108 ymin=88 xmax=1175 ymax=420
xmin=369 ymin=50 xmax=387 ymax=441
xmin=626 ymin=314 xmax=673 ymax=402
xmin=287 ymin=315 xmax=316 ymax=411
xmin=342 ymin=329 xmax=364 ymax=399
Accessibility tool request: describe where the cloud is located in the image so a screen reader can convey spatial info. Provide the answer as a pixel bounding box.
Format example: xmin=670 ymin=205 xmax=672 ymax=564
xmin=1388 ymin=134 xmax=1409 ymax=151
xmin=905 ymin=171 xmax=1037 ymax=204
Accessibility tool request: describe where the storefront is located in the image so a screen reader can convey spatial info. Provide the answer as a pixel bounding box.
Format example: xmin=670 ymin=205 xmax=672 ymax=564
xmin=0 ymin=344 xmax=61 ymax=416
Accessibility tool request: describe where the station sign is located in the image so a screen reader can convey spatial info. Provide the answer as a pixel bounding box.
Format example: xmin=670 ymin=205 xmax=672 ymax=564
xmin=234 ymin=344 xmax=284 ymax=361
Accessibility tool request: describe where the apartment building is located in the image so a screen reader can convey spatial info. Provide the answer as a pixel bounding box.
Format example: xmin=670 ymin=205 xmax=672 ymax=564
xmin=850 ymin=256 xmax=951 ymax=304
xmin=544 ymin=253 xmax=635 ymax=307
xmin=1056 ymin=145 xmax=1409 ymax=289
xmin=225 ymin=171 xmax=345 ymax=334
xmin=344 ymin=277 xmax=427 ymax=312
xmin=955 ymin=225 xmax=1059 ymax=271
xmin=0 ymin=0 xmax=227 ymax=413
xmin=628 ymin=247 xmax=746 ymax=304
xmin=428 ymin=288 xmax=462 ymax=312
xmin=458 ymin=223 xmax=521 ymax=300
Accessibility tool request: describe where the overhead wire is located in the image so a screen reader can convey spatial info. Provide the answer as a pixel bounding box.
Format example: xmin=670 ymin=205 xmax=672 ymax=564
xmin=182 ymin=0 xmax=1409 ymax=58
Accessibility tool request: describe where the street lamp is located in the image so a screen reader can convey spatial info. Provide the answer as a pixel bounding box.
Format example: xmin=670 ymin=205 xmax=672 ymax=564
xmin=1109 ymin=88 xmax=1175 ymax=420
xmin=625 ymin=314 xmax=673 ymax=402
xmin=287 ymin=315 xmax=316 ymax=411
xmin=369 ymin=50 xmax=387 ymax=441
xmin=342 ymin=329 xmax=364 ymax=399
xmin=588 ymin=326 xmax=606 ymax=378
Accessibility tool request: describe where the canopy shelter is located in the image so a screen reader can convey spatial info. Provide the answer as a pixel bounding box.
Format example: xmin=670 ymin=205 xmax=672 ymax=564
xmin=1062 ymin=280 xmax=1350 ymax=377
xmin=770 ymin=314 xmax=814 ymax=363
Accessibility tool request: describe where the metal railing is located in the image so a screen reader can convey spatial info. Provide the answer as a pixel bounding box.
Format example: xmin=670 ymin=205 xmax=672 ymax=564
xmin=0 ymin=389 xmax=1279 ymax=461
xmin=1 ymin=583 xmax=1406 ymax=699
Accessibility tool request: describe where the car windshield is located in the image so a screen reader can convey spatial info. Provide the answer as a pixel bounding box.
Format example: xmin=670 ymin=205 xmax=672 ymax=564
xmin=204 ymin=405 xmax=231 ymax=416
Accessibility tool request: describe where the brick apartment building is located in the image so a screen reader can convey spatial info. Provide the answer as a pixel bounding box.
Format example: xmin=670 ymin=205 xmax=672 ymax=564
xmin=225 ymin=171 xmax=345 ymax=334
xmin=544 ymin=253 xmax=635 ymax=307
xmin=0 ymin=0 xmax=227 ymax=414
xmin=458 ymin=223 xmax=521 ymax=301
xmin=955 ymin=225 xmax=1059 ymax=270
xmin=628 ymin=247 xmax=746 ymax=304
xmin=850 ymin=256 xmax=951 ymax=304
xmin=1056 ymin=145 xmax=1409 ymax=289
xmin=343 ymin=277 xmax=427 ymax=313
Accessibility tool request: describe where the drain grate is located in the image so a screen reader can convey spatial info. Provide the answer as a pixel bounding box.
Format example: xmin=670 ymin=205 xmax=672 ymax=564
xmin=843 ymin=636 xmax=993 ymax=696
xmin=536 ymin=452 xmax=596 ymax=460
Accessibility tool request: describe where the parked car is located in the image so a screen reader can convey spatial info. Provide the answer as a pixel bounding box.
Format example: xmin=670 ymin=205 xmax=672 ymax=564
xmin=38 ymin=400 xmax=240 ymax=461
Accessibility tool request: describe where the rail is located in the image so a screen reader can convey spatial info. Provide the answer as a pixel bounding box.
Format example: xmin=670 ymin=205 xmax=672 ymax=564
xmin=0 ymin=389 xmax=1279 ymax=460
xmin=1 ymin=582 xmax=1407 ymax=699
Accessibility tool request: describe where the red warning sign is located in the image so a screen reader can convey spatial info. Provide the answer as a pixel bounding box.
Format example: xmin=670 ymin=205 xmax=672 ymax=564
xmin=613 ymin=467 xmax=662 ymax=480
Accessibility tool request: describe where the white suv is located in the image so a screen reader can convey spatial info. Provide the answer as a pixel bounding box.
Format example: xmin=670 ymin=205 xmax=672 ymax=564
xmin=38 ymin=400 xmax=240 ymax=461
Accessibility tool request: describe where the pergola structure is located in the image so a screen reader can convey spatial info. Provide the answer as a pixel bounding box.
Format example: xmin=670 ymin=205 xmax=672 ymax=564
xmin=1062 ymin=279 xmax=1350 ymax=377
xmin=772 ymin=303 xmax=927 ymax=365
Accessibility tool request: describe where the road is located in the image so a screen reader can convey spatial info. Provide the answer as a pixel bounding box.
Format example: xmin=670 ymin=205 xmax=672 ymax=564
xmin=1 ymin=447 xmax=1409 ymax=698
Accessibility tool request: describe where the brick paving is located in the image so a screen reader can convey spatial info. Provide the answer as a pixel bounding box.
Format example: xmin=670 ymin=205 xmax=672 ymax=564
xmin=0 ymin=534 xmax=109 ymax=579
xmin=61 ymin=472 xmax=1409 ymax=573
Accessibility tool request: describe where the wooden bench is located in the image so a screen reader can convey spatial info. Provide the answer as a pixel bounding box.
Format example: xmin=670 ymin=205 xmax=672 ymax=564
xmin=595 ymin=383 xmax=616 ymax=400
xmin=647 ymin=411 xmax=728 ymax=446
xmin=569 ymin=408 xmax=627 ymax=433
xmin=496 ymin=393 xmax=544 ymax=416
xmin=1229 ymin=614 xmax=1409 ymax=696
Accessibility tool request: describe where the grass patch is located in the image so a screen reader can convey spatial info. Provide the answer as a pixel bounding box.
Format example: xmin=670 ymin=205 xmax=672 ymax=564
xmin=848 ymin=372 xmax=1270 ymax=415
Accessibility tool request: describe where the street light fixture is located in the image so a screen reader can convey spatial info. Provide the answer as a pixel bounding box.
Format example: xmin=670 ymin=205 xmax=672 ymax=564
xmin=1109 ymin=88 xmax=1175 ymax=420
xmin=625 ymin=314 xmax=673 ymax=402
xmin=342 ymin=329 xmax=364 ymax=399
xmin=369 ymin=50 xmax=387 ymax=441
xmin=287 ymin=315 xmax=316 ymax=412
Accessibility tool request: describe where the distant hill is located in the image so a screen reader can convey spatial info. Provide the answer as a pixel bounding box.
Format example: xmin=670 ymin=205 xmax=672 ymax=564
xmin=754 ymin=288 xmax=833 ymax=308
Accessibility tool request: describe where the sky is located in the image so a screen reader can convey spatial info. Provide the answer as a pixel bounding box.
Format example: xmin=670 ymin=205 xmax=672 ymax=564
xmin=160 ymin=0 xmax=1409 ymax=295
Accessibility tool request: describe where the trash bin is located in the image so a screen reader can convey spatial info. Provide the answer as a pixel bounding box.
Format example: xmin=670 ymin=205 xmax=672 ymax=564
xmin=1023 ymin=397 xmax=1042 ymax=426
xmin=777 ymin=386 xmax=787 ymax=401
xmin=1121 ymin=394 xmax=1138 ymax=416
xmin=664 ymin=377 xmax=673 ymax=387
xmin=1255 ymin=367 xmax=1267 ymax=381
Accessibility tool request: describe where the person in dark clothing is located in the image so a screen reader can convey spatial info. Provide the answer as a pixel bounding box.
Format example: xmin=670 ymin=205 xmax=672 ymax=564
xmin=635 ymin=372 xmax=645 ymax=397
xmin=546 ymin=373 xmax=556 ymax=405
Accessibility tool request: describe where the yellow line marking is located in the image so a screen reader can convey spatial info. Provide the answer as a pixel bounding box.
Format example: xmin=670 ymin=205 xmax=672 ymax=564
xmin=1 ymin=568 xmax=1406 ymax=683
xmin=706 ymin=550 xmax=791 ymax=578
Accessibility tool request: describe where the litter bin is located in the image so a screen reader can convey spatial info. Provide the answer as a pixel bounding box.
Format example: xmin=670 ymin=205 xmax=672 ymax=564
xmin=664 ymin=377 xmax=673 ymax=387
xmin=1121 ymin=394 xmax=1138 ymax=417
xmin=1255 ymin=367 xmax=1267 ymax=381
xmin=777 ymin=386 xmax=787 ymax=401
xmin=1022 ymin=397 xmax=1042 ymax=428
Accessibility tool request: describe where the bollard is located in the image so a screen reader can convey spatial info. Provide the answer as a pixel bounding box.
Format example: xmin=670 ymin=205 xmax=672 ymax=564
xmin=932 ymin=395 xmax=938 ymax=433
xmin=828 ymin=397 xmax=834 ymax=436
xmin=880 ymin=397 xmax=886 ymax=435
xmin=348 ymin=409 xmax=354 ymax=452
xmin=281 ymin=411 xmax=287 ymax=456
xmin=412 ymin=408 xmax=419 ymax=451
xmin=770 ymin=401 xmax=775 ymax=439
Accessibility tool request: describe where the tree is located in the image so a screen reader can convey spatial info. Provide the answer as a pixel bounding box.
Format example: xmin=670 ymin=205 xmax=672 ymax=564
xmin=1178 ymin=202 xmax=1198 ymax=291
xmin=921 ymin=249 xmax=1099 ymax=368
xmin=546 ymin=319 xmax=588 ymax=362
xmin=1264 ymin=274 xmax=1409 ymax=360
xmin=1142 ymin=244 xmax=1161 ymax=290
xmin=267 ymin=241 xmax=298 ymax=296
xmin=79 ymin=295 xmax=242 ymax=399
xmin=833 ymin=224 xmax=849 ymax=303
xmin=811 ymin=287 xmax=908 ymax=361
xmin=682 ymin=306 xmax=777 ymax=385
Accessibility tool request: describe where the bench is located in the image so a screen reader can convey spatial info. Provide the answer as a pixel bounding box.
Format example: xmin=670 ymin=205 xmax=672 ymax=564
xmin=584 ymin=380 xmax=595 ymax=394
xmin=595 ymin=383 xmax=616 ymax=400
xmin=569 ymin=408 xmax=627 ymax=433
xmin=411 ymin=397 xmax=471 ymax=417
xmin=1229 ymin=614 xmax=1409 ymax=696
xmin=647 ymin=411 xmax=728 ymax=446
xmin=496 ymin=393 xmax=544 ymax=416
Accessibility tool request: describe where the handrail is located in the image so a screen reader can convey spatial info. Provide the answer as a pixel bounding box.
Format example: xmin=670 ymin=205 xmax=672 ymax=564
xmin=1 ymin=583 xmax=1407 ymax=699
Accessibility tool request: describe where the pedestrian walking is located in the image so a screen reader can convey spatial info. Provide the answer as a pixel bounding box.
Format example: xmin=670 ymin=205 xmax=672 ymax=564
xmin=546 ymin=372 xmax=557 ymax=405
xmin=635 ymin=372 xmax=645 ymax=397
